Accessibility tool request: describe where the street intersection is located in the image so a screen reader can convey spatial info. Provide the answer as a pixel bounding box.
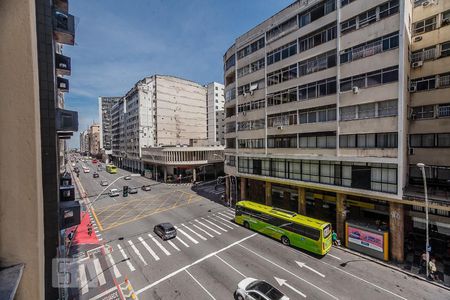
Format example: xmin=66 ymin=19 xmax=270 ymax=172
xmin=68 ymin=160 xmax=450 ymax=300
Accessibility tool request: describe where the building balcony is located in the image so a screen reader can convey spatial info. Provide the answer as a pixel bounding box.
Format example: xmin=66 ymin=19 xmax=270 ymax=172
xmin=53 ymin=9 xmax=75 ymax=45
xmin=55 ymin=53 xmax=71 ymax=76
xmin=57 ymin=76 xmax=69 ymax=92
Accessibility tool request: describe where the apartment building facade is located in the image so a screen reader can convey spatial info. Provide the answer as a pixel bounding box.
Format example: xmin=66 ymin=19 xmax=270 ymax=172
xmin=79 ymin=129 xmax=90 ymax=154
xmin=206 ymin=82 xmax=226 ymax=145
xmin=111 ymin=75 xmax=207 ymax=173
xmin=223 ymin=0 xmax=450 ymax=266
xmin=89 ymin=124 xmax=101 ymax=156
xmin=98 ymin=96 xmax=121 ymax=153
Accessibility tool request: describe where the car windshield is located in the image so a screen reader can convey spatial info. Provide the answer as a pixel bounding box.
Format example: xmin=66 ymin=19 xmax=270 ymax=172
xmin=247 ymin=281 xmax=283 ymax=300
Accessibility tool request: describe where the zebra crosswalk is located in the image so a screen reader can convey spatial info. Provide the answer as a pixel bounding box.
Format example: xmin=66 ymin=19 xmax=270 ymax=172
xmin=73 ymin=209 xmax=238 ymax=296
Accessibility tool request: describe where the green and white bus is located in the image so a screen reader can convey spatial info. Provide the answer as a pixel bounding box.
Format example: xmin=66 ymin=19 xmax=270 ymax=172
xmin=235 ymin=201 xmax=332 ymax=255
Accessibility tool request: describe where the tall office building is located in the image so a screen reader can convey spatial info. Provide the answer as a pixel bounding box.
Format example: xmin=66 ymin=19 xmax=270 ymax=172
xmin=98 ymin=96 xmax=121 ymax=154
xmin=223 ymin=0 xmax=450 ymax=266
xmin=111 ymin=75 xmax=207 ymax=172
xmin=206 ymin=82 xmax=225 ymax=145
xmin=89 ymin=124 xmax=101 ymax=156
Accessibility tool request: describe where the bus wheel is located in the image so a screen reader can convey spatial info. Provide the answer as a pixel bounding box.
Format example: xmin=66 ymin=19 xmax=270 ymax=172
xmin=243 ymin=221 xmax=250 ymax=229
xmin=281 ymin=236 xmax=290 ymax=246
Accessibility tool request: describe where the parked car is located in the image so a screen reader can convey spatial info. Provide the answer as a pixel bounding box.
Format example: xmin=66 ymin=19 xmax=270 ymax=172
xmin=124 ymin=175 xmax=131 ymax=180
xmin=83 ymin=167 xmax=90 ymax=173
xmin=234 ymin=278 xmax=288 ymax=300
xmin=100 ymin=180 xmax=108 ymax=186
xmin=129 ymin=187 xmax=138 ymax=194
xmin=153 ymin=223 xmax=177 ymax=240
xmin=92 ymin=159 xmax=98 ymax=164
xmin=109 ymin=189 xmax=119 ymax=197
xmin=142 ymin=185 xmax=151 ymax=191
xmin=93 ymin=172 xmax=99 ymax=178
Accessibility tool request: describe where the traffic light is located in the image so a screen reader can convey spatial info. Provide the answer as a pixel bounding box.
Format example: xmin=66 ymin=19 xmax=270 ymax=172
xmin=123 ymin=185 xmax=129 ymax=197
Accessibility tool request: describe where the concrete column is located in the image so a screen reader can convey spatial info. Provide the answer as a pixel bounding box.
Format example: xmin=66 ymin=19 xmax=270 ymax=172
xmin=193 ymin=168 xmax=197 ymax=182
xmin=265 ymin=181 xmax=272 ymax=206
xmin=390 ymin=202 xmax=404 ymax=262
xmin=336 ymin=193 xmax=346 ymax=240
xmin=163 ymin=166 xmax=167 ymax=183
xmin=240 ymin=177 xmax=247 ymax=200
xmin=298 ymin=187 xmax=306 ymax=215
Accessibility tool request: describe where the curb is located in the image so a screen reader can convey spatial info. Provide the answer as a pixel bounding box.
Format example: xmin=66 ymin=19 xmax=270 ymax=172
xmin=334 ymin=246 xmax=450 ymax=291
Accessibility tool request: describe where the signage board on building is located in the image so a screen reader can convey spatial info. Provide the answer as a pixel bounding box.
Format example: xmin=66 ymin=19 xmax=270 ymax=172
xmin=345 ymin=222 xmax=389 ymax=261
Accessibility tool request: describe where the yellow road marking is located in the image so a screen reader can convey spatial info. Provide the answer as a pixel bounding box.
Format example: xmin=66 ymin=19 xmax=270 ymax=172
xmin=102 ymin=197 xmax=202 ymax=231
xmin=90 ymin=206 xmax=104 ymax=231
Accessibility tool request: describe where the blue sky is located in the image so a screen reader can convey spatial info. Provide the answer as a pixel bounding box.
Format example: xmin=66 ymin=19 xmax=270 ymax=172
xmin=65 ymin=0 xmax=294 ymax=148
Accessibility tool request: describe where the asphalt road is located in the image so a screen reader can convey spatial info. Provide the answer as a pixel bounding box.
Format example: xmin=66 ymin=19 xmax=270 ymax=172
xmin=71 ymin=158 xmax=450 ymax=300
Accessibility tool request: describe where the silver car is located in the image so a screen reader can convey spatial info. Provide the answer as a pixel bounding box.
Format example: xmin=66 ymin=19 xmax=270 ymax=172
xmin=234 ymin=278 xmax=288 ymax=300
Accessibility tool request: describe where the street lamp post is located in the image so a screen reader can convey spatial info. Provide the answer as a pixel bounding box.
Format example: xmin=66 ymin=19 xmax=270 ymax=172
xmin=417 ymin=162 xmax=430 ymax=279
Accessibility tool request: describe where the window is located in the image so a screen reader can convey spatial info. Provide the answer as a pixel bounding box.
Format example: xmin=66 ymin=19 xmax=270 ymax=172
xmin=341 ymin=0 xmax=399 ymax=35
xmin=267 ymin=41 xmax=297 ymax=65
xmin=298 ymin=77 xmax=336 ymax=101
xmin=340 ymin=133 xmax=397 ymax=148
xmin=437 ymin=134 xmax=450 ymax=147
xmin=267 ymin=135 xmax=297 ymax=148
xmin=225 ymin=88 xmax=236 ymax=102
xmin=411 ymin=46 xmax=436 ymax=62
xmin=298 ymin=106 xmax=336 ymax=124
xmin=226 ymin=155 xmax=236 ymax=166
xmin=441 ymin=41 xmax=450 ymax=58
xmin=409 ymin=134 xmax=435 ymax=147
xmin=237 ymin=37 xmax=265 ymax=60
xmin=378 ymin=99 xmax=398 ymax=117
xmin=237 ymin=58 xmax=265 ymax=78
xmin=237 ymin=119 xmax=265 ymax=131
xmin=267 ymin=64 xmax=297 ymax=86
xmin=340 ymin=106 xmax=356 ymax=121
xmin=340 ymin=32 xmax=399 ymax=64
xmin=298 ymin=50 xmax=336 ymax=76
xmin=438 ymin=104 xmax=450 ymax=117
xmin=298 ymin=23 xmax=337 ymax=53
xmin=358 ymin=103 xmax=376 ymax=119
xmin=238 ymin=99 xmax=265 ymax=112
xmin=298 ymin=0 xmax=336 ymax=28
xmin=341 ymin=0 xmax=357 ymax=7
xmin=224 ymin=54 xmax=235 ymax=71
xmin=268 ymin=111 xmax=298 ymax=127
xmin=413 ymin=15 xmax=437 ymax=36
xmin=411 ymin=75 xmax=436 ymax=92
xmin=238 ymin=138 xmax=265 ymax=149
xmin=238 ymin=79 xmax=264 ymax=95
xmin=267 ymin=88 xmax=297 ymax=106
xmin=266 ymin=16 xmax=297 ymax=41
xmin=299 ymin=132 xmax=336 ymax=148
xmin=412 ymin=105 xmax=434 ymax=119
xmin=340 ymin=66 xmax=398 ymax=91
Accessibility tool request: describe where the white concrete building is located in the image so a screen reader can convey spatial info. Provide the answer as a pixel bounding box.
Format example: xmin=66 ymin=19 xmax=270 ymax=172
xmin=111 ymin=75 xmax=208 ymax=173
xmin=98 ymin=96 xmax=120 ymax=154
xmin=206 ymin=82 xmax=225 ymax=145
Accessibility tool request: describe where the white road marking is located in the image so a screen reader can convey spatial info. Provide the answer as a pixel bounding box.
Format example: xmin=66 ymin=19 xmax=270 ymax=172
xmin=220 ymin=211 xmax=235 ymax=218
xmin=195 ymin=219 xmax=221 ymax=235
xmin=209 ymin=216 xmax=234 ymax=229
xmin=93 ymin=258 xmax=106 ymax=286
xmin=149 ymin=234 xmax=171 ymax=256
xmin=274 ymin=277 xmax=306 ymax=298
xmin=201 ymin=217 xmax=228 ymax=232
xmin=296 ymin=261 xmax=325 ymax=278
xmin=78 ymin=264 xmax=89 ymax=295
xmin=117 ymin=244 xmax=135 ymax=271
xmin=175 ymin=236 xmax=190 ymax=248
xmin=128 ymin=240 xmax=147 ymax=265
xmin=215 ymin=214 xmax=239 ymax=227
xmin=135 ymin=233 xmax=257 ymax=295
xmin=139 ymin=237 xmax=160 ymax=261
xmin=182 ymin=224 xmax=207 ymax=241
xmin=167 ymin=240 xmax=181 ymax=251
xmin=327 ymin=253 xmax=342 ymax=261
xmin=215 ymin=255 xmax=245 ymax=277
xmin=174 ymin=226 xmax=199 ymax=244
xmin=239 ymin=244 xmax=338 ymax=300
xmin=191 ymin=223 xmax=214 ymax=238
xmin=106 ymin=252 xmax=121 ymax=278
xmin=185 ymin=269 xmax=217 ymax=300
xmin=89 ymin=286 xmax=120 ymax=300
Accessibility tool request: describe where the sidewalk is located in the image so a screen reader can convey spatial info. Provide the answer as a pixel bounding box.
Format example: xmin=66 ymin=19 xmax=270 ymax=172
xmin=335 ymin=245 xmax=450 ymax=291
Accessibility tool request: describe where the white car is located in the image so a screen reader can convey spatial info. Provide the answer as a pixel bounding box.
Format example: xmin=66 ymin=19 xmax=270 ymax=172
xmin=71 ymin=163 xmax=76 ymax=167
xmin=83 ymin=167 xmax=90 ymax=173
xmin=109 ymin=189 xmax=119 ymax=197
xmin=234 ymin=278 xmax=288 ymax=300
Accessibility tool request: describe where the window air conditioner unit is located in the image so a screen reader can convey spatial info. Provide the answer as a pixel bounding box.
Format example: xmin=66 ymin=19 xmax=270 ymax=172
xmin=409 ymin=85 xmax=417 ymax=92
xmin=352 ymin=86 xmax=359 ymax=94
xmin=414 ymin=36 xmax=423 ymax=42
xmin=243 ymin=92 xmax=247 ymax=97
xmin=249 ymin=90 xmax=254 ymax=96
xmin=412 ymin=61 xmax=423 ymax=68
xmin=277 ymin=125 xmax=284 ymax=130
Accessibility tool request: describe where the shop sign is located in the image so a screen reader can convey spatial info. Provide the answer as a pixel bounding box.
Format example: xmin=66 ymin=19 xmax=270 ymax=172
xmin=347 ymin=226 xmax=383 ymax=252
